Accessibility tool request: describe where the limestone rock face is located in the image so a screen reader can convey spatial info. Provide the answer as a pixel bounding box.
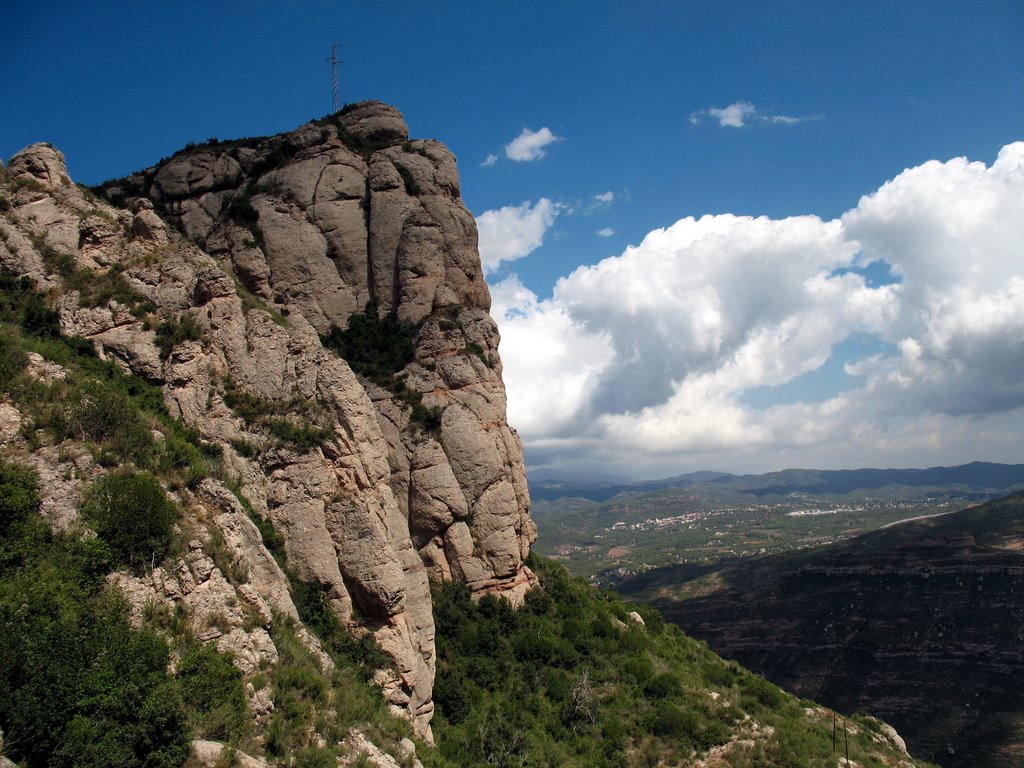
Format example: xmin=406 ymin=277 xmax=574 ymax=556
xmin=1 ymin=102 xmax=536 ymax=739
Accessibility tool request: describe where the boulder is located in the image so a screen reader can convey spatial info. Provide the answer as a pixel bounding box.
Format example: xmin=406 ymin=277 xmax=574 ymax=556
xmin=338 ymin=100 xmax=409 ymax=147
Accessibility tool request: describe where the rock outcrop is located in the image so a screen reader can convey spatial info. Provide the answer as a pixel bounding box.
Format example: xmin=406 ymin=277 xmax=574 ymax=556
xmin=0 ymin=102 xmax=537 ymax=739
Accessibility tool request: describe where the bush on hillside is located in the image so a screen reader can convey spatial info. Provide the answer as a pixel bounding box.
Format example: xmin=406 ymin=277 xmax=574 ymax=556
xmin=0 ymin=464 xmax=189 ymax=768
xmin=80 ymin=470 xmax=176 ymax=570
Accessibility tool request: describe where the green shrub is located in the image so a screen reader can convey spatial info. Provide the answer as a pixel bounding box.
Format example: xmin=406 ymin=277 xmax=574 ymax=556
xmin=320 ymin=307 xmax=450 ymax=435
xmin=290 ymin=578 xmax=391 ymax=675
xmin=0 ymin=459 xmax=48 ymax=570
xmin=176 ymin=642 xmax=250 ymax=743
xmin=223 ymin=379 xmax=331 ymax=453
xmin=320 ymin=305 xmax=417 ymax=384
xmin=229 ymin=436 xmax=260 ymax=458
xmin=68 ymin=379 xmax=155 ymax=459
xmin=11 ymin=176 xmax=44 ymax=193
xmin=29 ymin=232 xmax=76 ymax=277
xmin=410 ymin=399 xmax=443 ymax=435
xmin=0 ymin=497 xmax=189 ymax=768
xmin=223 ymin=377 xmax=274 ymax=422
xmin=739 ymin=673 xmax=788 ymax=711
xmin=80 ymin=470 xmax=176 ymax=570
xmin=643 ymin=672 xmax=680 ymax=699
xmin=63 ymin=262 xmax=154 ymax=313
xmin=465 ymin=340 xmax=492 ymax=368
xmin=226 ymin=190 xmax=259 ymax=226
xmin=0 ymin=458 xmax=40 ymax=534
xmin=291 ymin=746 xmax=338 ymax=768
xmin=0 ymin=272 xmax=61 ymax=338
xmin=225 ymin=190 xmax=264 ymax=247
xmin=265 ymin=417 xmax=333 ymax=453
xmin=265 ymin=618 xmax=330 ymax=757
xmin=155 ymin=313 xmax=202 ymax=359
xmin=0 ymin=333 xmax=27 ymax=389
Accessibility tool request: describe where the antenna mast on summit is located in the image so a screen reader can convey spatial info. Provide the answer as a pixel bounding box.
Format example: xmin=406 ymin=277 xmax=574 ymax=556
xmin=327 ymin=44 xmax=341 ymax=113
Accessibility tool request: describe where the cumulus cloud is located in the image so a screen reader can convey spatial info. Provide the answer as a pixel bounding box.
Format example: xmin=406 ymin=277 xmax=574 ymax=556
xmin=491 ymin=276 xmax=614 ymax=438
xmin=481 ymin=153 xmax=499 ymax=168
xmin=476 ymin=198 xmax=560 ymax=274
xmin=505 ymin=127 xmax=560 ymax=161
xmin=690 ymin=101 xmax=823 ymax=128
xmin=491 ymin=143 xmax=1024 ymax=476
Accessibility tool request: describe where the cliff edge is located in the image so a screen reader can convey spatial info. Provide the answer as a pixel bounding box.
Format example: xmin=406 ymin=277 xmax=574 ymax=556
xmin=0 ymin=101 xmax=537 ymax=739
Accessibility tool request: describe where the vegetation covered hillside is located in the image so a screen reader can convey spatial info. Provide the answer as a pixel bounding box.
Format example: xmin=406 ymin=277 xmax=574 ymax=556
xmin=0 ymin=264 xmax=412 ymax=766
xmin=424 ymin=556 xmax=932 ymax=768
xmin=532 ymin=464 xmax=1024 ymax=586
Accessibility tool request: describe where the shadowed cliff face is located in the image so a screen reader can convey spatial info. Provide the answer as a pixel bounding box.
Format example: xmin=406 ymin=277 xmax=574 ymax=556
xmin=646 ymin=493 xmax=1024 ymax=768
xmin=0 ymin=102 xmax=537 ymax=739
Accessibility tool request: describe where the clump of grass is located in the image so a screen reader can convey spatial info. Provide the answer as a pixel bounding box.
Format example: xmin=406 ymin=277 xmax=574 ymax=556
xmin=10 ymin=176 xmax=45 ymax=193
xmin=320 ymin=305 xmax=443 ymax=434
xmin=465 ymin=341 xmax=493 ymax=369
xmin=0 ymin=274 xmax=221 ymax=487
xmin=65 ymin=263 xmax=156 ymax=314
xmin=222 ymin=377 xmax=332 ymax=453
xmin=155 ymin=313 xmax=202 ymax=359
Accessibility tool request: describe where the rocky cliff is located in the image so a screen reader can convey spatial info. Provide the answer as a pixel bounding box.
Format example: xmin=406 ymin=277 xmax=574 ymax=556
xmin=0 ymin=101 xmax=536 ymax=740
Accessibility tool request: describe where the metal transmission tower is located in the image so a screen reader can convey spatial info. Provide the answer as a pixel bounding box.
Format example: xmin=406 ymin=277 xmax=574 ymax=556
xmin=327 ymin=44 xmax=341 ymax=113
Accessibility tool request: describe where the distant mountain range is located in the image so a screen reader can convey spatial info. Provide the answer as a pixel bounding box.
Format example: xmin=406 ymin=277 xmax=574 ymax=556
xmin=531 ymin=461 xmax=1024 ymax=504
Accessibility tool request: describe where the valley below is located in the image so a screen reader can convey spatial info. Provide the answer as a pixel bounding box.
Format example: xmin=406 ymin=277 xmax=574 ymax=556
xmin=534 ymin=466 xmax=1024 ymax=767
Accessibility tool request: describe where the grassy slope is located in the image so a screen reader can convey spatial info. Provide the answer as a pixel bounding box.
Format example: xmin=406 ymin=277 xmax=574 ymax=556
xmin=424 ymin=556 xmax=934 ymax=768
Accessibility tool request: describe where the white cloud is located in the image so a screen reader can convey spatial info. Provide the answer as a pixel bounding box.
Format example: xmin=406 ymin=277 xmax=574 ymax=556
xmin=596 ymin=227 xmax=615 ymax=237
xmin=490 ymin=143 xmax=1024 ymax=477
xmin=476 ymin=198 xmax=560 ymax=274
xmin=491 ymin=275 xmax=614 ymax=438
xmin=690 ymin=101 xmax=823 ymax=129
xmin=481 ymin=153 xmax=499 ymax=168
xmin=585 ymin=191 xmax=616 ymax=214
xmin=505 ymin=127 xmax=560 ymax=161
xmin=710 ymin=101 xmax=757 ymax=128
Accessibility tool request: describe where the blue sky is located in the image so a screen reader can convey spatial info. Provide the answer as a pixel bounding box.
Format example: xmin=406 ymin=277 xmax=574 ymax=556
xmin=4 ymin=1 xmax=1023 ymax=477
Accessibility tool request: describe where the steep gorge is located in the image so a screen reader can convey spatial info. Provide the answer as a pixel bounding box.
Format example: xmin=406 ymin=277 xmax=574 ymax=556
xmin=0 ymin=101 xmax=536 ymax=741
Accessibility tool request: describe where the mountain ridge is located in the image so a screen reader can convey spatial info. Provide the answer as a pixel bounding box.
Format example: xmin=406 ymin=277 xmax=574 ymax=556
xmin=0 ymin=101 xmax=536 ymax=748
xmin=532 ymin=461 xmax=1024 ymax=503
